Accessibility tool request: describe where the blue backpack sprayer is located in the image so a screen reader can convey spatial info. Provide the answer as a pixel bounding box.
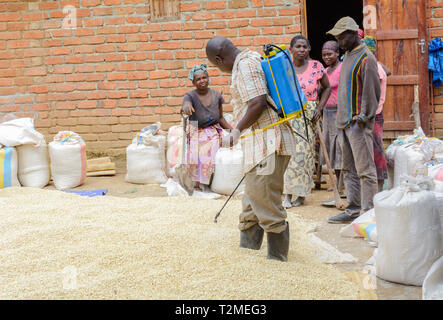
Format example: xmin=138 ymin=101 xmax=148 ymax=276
xmin=214 ymin=44 xmax=310 ymax=223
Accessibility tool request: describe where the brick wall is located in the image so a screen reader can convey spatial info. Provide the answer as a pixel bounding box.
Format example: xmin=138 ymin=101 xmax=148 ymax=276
xmin=429 ymin=0 xmax=443 ymax=137
xmin=0 ymin=0 xmax=302 ymax=153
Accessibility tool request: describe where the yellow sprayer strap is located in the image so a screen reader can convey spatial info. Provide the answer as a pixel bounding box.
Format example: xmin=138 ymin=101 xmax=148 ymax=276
xmin=240 ymin=113 xmax=297 ymax=140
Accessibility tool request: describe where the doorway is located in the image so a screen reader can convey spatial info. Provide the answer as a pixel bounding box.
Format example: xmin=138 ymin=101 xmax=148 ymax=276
xmin=304 ymin=0 xmax=364 ymax=63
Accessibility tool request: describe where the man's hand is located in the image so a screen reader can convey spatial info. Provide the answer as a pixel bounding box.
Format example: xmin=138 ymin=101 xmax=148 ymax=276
xmin=222 ymin=128 xmax=241 ymax=148
xmin=181 ymin=102 xmax=195 ymax=116
xmin=353 ymin=114 xmax=368 ymax=129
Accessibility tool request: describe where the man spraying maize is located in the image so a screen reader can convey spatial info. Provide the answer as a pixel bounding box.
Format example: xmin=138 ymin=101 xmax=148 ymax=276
xmin=206 ymin=36 xmax=297 ymax=262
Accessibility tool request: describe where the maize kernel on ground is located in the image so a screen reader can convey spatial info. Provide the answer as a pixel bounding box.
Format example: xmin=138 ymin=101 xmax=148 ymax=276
xmin=0 ymin=187 xmax=373 ymax=300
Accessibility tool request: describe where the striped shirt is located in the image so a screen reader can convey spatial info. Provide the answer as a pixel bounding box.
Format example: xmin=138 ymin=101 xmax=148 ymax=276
xmin=230 ymin=49 xmax=296 ymax=174
xmin=336 ymin=43 xmax=380 ymax=130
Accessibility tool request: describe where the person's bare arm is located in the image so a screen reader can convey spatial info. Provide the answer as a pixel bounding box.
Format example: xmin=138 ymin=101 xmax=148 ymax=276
xmin=218 ymin=103 xmax=233 ymax=130
xmin=313 ymin=74 xmax=331 ymax=123
xmin=181 ymin=100 xmax=194 ymax=116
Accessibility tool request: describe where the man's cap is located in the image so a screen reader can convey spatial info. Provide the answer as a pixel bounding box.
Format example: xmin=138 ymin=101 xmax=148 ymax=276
xmin=327 ymin=17 xmax=360 ymax=36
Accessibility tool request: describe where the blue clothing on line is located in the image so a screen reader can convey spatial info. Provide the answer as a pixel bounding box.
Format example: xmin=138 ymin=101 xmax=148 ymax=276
xmin=429 ymin=37 xmax=443 ymax=87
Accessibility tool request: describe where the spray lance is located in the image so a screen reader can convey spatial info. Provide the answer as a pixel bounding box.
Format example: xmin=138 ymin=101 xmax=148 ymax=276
xmin=214 ymin=44 xmax=310 ymax=223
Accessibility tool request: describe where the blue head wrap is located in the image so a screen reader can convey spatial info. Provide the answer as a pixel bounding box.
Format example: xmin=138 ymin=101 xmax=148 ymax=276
xmin=188 ymin=64 xmax=208 ymax=81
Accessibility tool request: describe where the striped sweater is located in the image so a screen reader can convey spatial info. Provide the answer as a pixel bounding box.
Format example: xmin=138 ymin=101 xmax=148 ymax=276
xmin=336 ymin=43 xmax=381 ymax=130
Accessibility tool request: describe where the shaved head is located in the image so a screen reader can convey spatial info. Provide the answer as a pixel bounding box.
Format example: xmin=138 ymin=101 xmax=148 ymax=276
xmin=206 ymin=36 xmax=241 ymax=73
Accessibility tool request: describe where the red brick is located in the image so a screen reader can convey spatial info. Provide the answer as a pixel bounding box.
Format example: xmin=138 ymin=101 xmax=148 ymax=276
xmin=154 ymin=51 xmax=174 ymax=60
xmin=180 ymin=3 xmax=201 ymax=11
xmin=108 ymin=91 xmax=128 ymax=99
xmin=235 ymin=10 xmax=257 ymax=18
xmin=172 ymin=31 xmax=193 ymax=40
xmin=149 ymin=71 xmax=170 ymax=79
xmin=213 ymin=12 xmax=235 ymax=19
xmin=150 ymin=88 xmax=169 ymax=97
xmin=105 ymin=54 xmax=125 ymax=62
xmin=273 ymin=17 xmax=294 ymax=26
xmin=82 ymin=0 xmax=101 ymax=7
xmin=117 ymin=43 xmax=137 ymax=52
xmin=88 ymin=91 xmax=107 ymax=100
xmin=24 ymin=67 xmax=47 ymax=76
xmin=52 ymin=47 xmax=71 ymax=55
xmin=55 ymin=83 xmax=75 ymax=92
xmin=108 ymin=73 xmax=127 ymax=81
xmin=192 ymin=12 xmax=213 ymax=21
xmin=138 ymin=81 xmax=158 ymax=89
xmin=251 ymin=18 xmax=272 ymax=27
xmin=118 ymin=25 xmax=139 ymax=34
xmin=206 ymin=21 xmax=227 ymax=29
xmin=206 ymin=1 xmax=226 ymax=10
xmin=128 ymin=72 xmax=148 ymax=80
xmin=183 ymin=40 xmax=204 ymax=49
xmin=194 ymin=31 xmax=215 ymax=39
xmin=183 ymin=22 xmax=205 ymax=30
xmin=262 ymin=27 xmax=284 ymax=35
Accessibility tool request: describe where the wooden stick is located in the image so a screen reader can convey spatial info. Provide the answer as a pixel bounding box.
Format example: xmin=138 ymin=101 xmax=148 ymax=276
xmin=315 ymin=121 xmax=346 ymax=210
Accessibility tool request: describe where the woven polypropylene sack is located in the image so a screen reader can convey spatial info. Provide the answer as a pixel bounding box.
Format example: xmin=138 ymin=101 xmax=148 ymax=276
xmin=17 ymin=143 xmax=50 ymax=188
xmin=49 ymin=132 xmax=86 ymax=190
xmin=375 ymin=177 xmax=442 ymax=286
xmin=0 ymin=146 xmax=20 ymax=189
xmin=125 ymin=135 xmax=167 ymax=185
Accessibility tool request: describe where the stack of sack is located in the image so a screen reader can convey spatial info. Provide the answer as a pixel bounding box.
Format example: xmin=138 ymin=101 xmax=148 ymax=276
xmin=0 ymin=116 xmax=49 ymax=189
xmin=49 ymin=131 xmax=87 ymax=190
xmin=126 ymin=122 xmax=168 ymax=185
xmin=385 ymin=127 xmax=443 ymax=189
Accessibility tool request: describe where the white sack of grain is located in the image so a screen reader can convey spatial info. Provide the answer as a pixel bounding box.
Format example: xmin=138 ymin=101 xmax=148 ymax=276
xmin=125 ymin=132 xmax=167 ymax=185
xmin=422 ymin=256 xmax=443 ymax=300
xmin=0 ymin=117 xmax=45 ymax=147
xmin=393 ymin=146 xmax=425 ymax=188
xmin=17 ymin=143 xmax=50 ymax=188
xmin=211 ymin=146 xmax=244 ymax=196
xmin=375 ymin=176 xmax=442 ymax=286
xmin=166 ymin=125 xmax=183 ymax=178
xmin=49 ymin=131 xmax=86 ymax=190
xmin=0 ymin=146 xmax=20 ymax=189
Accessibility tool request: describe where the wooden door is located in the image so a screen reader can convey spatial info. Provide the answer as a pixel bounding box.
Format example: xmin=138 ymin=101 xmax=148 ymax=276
xmin=364 ymin=0 xmax=430 ymax=137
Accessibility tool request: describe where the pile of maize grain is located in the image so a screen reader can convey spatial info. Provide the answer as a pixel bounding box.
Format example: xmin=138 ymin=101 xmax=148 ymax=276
xmin=0 ymin=187 xmax=371 ymax=299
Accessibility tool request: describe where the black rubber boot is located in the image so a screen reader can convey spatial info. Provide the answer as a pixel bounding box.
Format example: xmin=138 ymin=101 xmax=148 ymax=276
xmin=267 ymin=223 xmax=290 ymax=262
xmin=240 ymin=224 xmax=264 ymax=250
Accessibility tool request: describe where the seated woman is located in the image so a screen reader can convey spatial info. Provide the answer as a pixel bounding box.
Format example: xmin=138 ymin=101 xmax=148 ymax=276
xmin=181 ymin=64 xmax=233 ymax=192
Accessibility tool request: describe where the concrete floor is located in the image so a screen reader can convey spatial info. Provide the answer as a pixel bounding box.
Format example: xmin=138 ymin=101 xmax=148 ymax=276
xmin=43 ymin=162 xmax=422 ymax=300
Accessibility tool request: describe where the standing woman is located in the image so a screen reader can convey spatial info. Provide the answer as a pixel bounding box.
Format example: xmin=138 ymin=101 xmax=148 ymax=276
xmin=321 ymin=40 xmax=343 ymax=197
xmin=181 ymin=64 xmax=233 ymax=192
xmin=283 ymin=35 xmax=331 ymax=208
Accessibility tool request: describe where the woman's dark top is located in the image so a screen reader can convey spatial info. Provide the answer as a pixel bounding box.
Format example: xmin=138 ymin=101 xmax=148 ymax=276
xmin=183 ymin=89 xmax=224 ymax=128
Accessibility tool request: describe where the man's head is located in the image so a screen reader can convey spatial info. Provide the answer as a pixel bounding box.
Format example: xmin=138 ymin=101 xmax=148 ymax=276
xmin=327 ymin=17 xmax=361 ymax=52
xmin=206 ymin=36 xmax=240 ymax=74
